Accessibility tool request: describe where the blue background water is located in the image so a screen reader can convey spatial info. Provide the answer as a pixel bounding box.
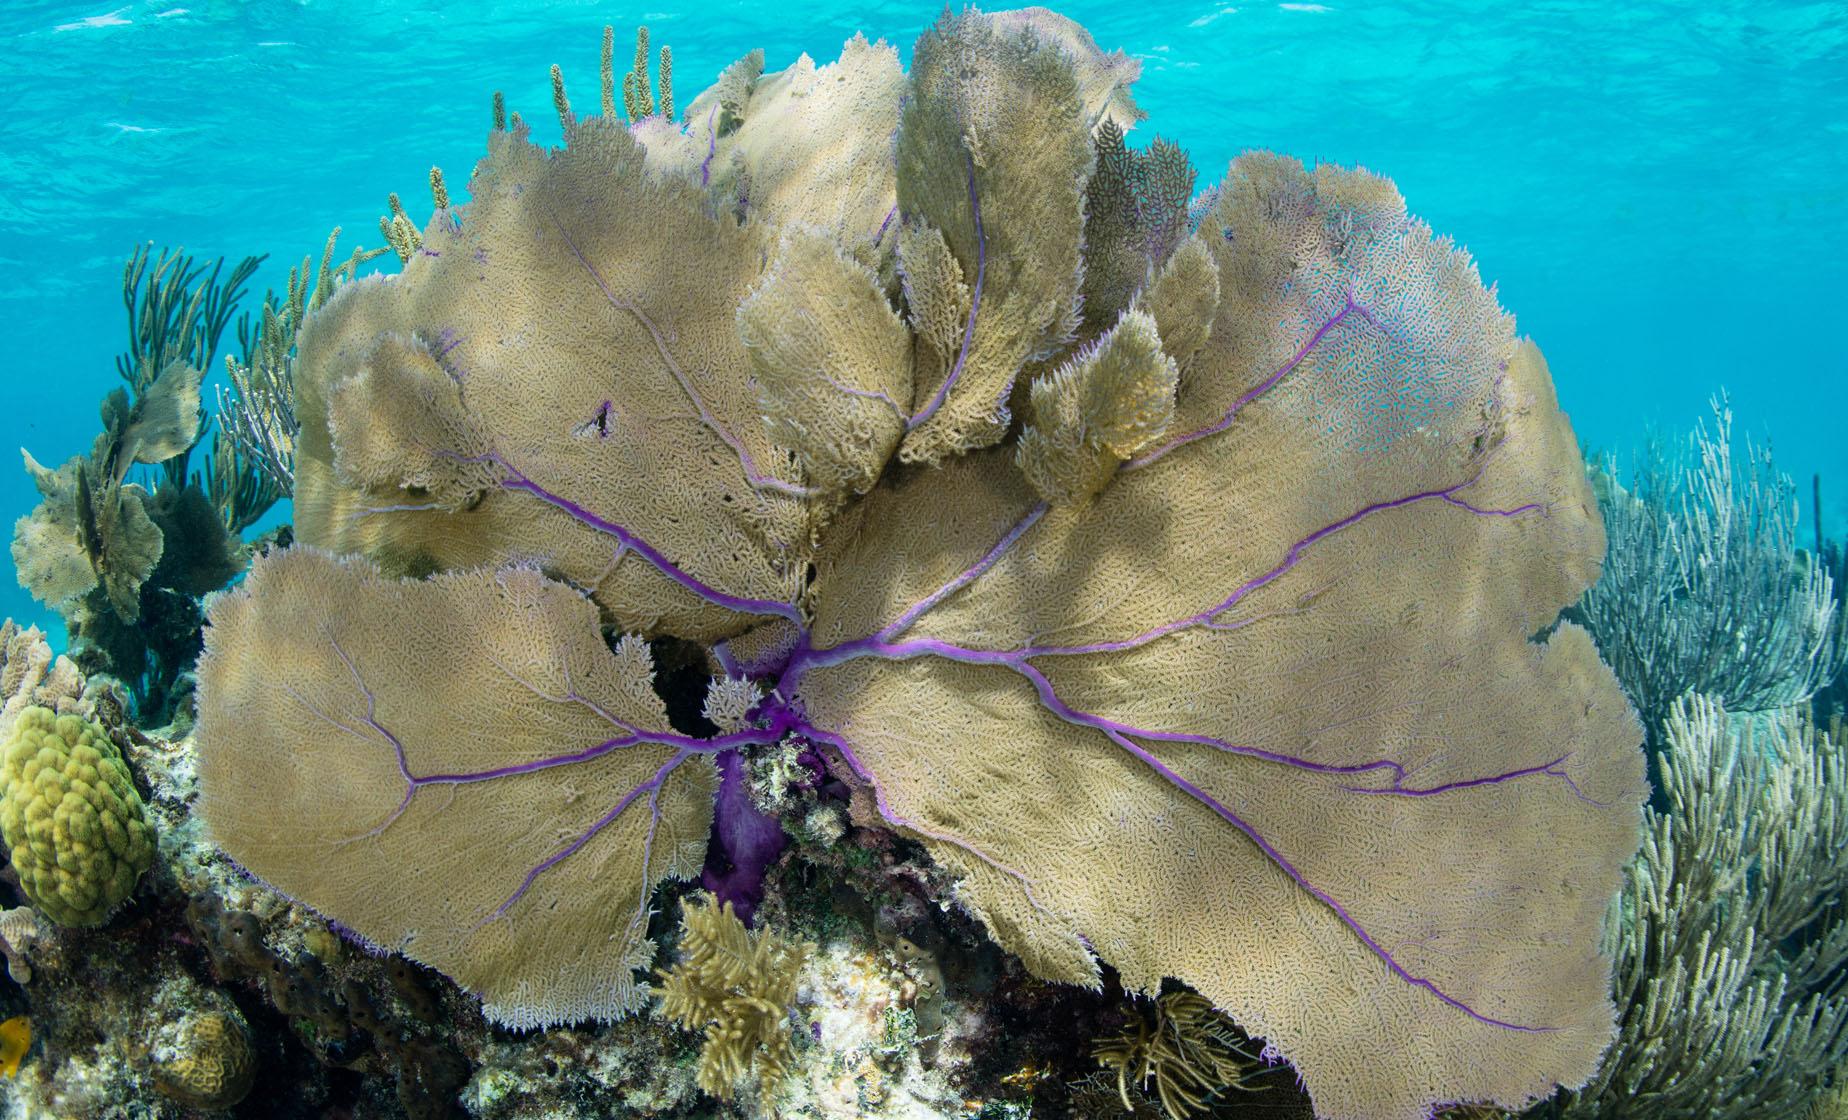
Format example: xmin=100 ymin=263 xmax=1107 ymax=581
xmin=0 ymin=0 xmax=1843 ymax=636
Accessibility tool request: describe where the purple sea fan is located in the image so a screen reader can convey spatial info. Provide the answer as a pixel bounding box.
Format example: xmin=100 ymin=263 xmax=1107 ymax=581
xmin=192 ymin=10 xmax=1643 ymax=1120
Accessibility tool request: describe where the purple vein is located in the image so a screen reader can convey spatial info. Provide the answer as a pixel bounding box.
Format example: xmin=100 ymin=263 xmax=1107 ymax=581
xmin=628 ymin=780 xmax=669 ymax=940
xmin=876 ymin=501 xmax=1049 ymax=640
xmin=905 ymin=151 xmax=986 ymax=433
xmin=322 ymin=639 xmax=772 ymax=846
xmin=317 ymin=632 xmax=424 ymax=839
xmin=549 ymin=213 xmax=816 ymax=498
xmin=495 ymin=456 xmax=802 ymax=623
xmin=1095 ymin=719 xmax=1554 ymax=1033
xmin=482 ymin=748 xmax=697 ymax=924
xmin=1009 ymin=659 xmax=1597 ymax=803
xmin=816 ymin=370 xmax=908 ymax=421
xmin=1339 ymin=754 xmax=1609 ymax=806
xmin=413 ymin=726 xmax=773 ymax=786
xmin=872 ymin=203 xmax=898 ymax=248
xmin=1126 ymin=294 xmax=1365 ymax=472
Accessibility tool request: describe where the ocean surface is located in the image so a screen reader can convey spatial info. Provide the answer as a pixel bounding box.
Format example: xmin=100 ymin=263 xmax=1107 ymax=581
xmin=0 ymin=0 xmax=1844 ymax=634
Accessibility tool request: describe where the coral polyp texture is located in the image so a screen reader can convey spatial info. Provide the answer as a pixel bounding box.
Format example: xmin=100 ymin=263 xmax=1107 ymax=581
xmin=150 ymin=1008 xmax=258 ymax=1109
xmin=0 ymin=706 xmax=155 ymax=927
xmin=192 ymin=8 xmax=1646 ymax=1120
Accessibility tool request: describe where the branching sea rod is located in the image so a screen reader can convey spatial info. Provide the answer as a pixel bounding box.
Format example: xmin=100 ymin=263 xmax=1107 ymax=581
xmin=193 ymin=9 xmax=1645 ymax=1120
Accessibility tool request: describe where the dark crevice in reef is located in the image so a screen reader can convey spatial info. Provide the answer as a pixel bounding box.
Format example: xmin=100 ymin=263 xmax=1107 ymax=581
xmin=644 ymin=634 xmax=721 ymax=737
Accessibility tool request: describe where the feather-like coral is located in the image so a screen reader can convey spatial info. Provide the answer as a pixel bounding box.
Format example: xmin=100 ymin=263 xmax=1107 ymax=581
xmin=1572 ymin=399 xmax=1847 ymax=735
xmin=654 ymin=894 xmax=813 ymax=1104
xmin=1091 ymin=991 xmax=1264 ymax=1119
xmin=1538 ymin=696 xmax=1848 ymax=1119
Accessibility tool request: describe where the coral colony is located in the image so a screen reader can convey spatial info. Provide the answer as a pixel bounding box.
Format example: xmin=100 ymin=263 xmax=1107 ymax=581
xmin=13 ymin=8 xmax=1847 ymax=1120
xmin=192 ymin=8 xmax=1644 ymax=1119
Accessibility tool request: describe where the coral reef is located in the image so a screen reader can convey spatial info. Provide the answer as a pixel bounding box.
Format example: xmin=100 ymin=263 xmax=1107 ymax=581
xmin=0 ymin=695 xmax=1032 ymax=1119
xmin=655 ymin=893 xmax=813 ymax=1104
xmin=1533 ymin=695 xmax=1848 ymax=1119
xmin=0 ymin=707 xmax=154 ymax=927
xmin=188 ymin=9 xmax=1644 ymax=1120
xmin=1571 ymin=398 xmax=1847 ymax=739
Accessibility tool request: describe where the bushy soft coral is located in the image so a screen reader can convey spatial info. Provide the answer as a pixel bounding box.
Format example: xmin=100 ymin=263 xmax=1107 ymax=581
xmin=654 ymin=894 xmax=812 ymax=1104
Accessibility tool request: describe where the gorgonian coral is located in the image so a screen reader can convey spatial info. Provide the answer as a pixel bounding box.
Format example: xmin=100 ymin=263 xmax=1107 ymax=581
xmin=192 ymin=9 xmax=1645 ymax=1119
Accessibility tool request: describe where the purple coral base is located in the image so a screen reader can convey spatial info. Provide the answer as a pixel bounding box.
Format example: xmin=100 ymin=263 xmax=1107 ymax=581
xmin=699 ymin=748 xmax=787 ymax=922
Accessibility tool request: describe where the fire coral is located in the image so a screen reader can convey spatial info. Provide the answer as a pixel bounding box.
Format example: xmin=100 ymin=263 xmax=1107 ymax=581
xmin=192 ymin=9 xmax=1645 ymax=1120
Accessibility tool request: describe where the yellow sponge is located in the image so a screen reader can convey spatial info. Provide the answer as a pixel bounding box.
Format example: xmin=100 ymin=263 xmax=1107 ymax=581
xmin=0 ymin=707 xmax=154 ymax=926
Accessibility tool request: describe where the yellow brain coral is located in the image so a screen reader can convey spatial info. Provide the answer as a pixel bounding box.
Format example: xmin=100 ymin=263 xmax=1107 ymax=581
xmin=0 ymin=706 xmax=154 ymax=927
xmin=151 ymin=1010 xmax=257 ymax=1109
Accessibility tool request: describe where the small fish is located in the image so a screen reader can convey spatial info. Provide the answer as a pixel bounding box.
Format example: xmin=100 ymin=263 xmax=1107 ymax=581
xmin=0 ymin=1015 xmax=28 ymax=1078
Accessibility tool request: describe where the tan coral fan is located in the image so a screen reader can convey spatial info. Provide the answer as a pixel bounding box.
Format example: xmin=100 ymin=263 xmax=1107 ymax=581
xmin=195 ymin=549 xmax=716 ymax=1027
xmin=795 ymin=158 xmax=1643 ymax=1120
xmin=292 ymin=118 xmax=811 ymax=640
xmin=893 ymin=9 xmax=1094 ymax=464
xmin=193 ymin=13 xmax=1643 ymax=1120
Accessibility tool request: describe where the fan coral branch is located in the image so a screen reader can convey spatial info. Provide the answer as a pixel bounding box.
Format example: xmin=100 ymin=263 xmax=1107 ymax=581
xmin=1127 ymin=293 xmax=1372 ymax=470
xmin=906 ymin=152 xmax=987 ymax=434
xmin=489 ymin=455 xmax=804 ymax=623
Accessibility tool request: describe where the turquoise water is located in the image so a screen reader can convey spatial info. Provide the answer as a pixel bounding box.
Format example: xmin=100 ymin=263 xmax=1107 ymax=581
xmin=1 ymin=0 xmax=1844 ymax=633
